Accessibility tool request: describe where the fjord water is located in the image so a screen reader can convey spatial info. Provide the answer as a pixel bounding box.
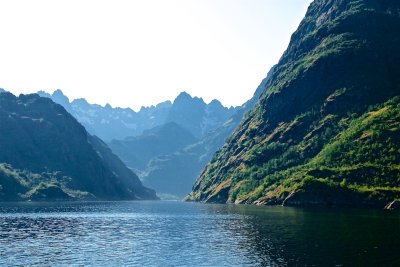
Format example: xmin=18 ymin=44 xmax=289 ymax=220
xmin=0 ymin=201 xmax=399 ymax=266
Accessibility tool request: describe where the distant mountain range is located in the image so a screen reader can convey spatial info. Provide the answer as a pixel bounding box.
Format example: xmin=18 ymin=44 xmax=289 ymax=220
xmin=37 ymin=89 xmax=244 ymax=198
xmin=2 ymin=0 xmax=399 ymax=208
xmin=110 ymin=122 xmax=198 ymax=171
xmin=34 ymin=70 xmax=274 ymax=199
xmin=109 ymin=68 xmax=275 ymax=198
xmin=4 ymin=82 xmax=263 ymax=199
xmin=0 ymin=92 xmax=157 ymax=201
xmin=38 ymin=90 xmax=236 ymax=141
xmin=187 ymin=0 xmax=400 ymax=208
xmin=165 ymin=92 xmax=236 ymax=138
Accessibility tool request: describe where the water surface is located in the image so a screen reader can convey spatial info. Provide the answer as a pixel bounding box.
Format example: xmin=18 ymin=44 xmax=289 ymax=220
xmin=0 ymin=201 xmax=399 ymax=266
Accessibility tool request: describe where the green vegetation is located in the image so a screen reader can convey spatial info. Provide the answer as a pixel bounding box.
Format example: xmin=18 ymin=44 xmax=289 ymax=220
xmin=0 ymin=93 xmax=157 ymax=201
xmin=234 ymin=98 xmax=399 ymax=205
xmin=109 ymin=69 xmax=274 ymax=199
xmin=188 ymin=0 xmax=400 ymax=208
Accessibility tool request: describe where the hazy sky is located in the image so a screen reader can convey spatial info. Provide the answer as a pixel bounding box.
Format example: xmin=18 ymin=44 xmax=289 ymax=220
xmin=0 ymin=0 xmax=312 ymax=110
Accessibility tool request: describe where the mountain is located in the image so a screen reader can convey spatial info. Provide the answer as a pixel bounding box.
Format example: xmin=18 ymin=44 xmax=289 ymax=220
xmin=139 ymin=122 xmax=239 ymax=198
xmin=38 ymin=89 xmax=172 ymax=141
xmin=0 ymin=92 xmax=157 ymax=201
xmin=121 ymin=68 xmax=275 ymax=198
xmin=109 ymin=122 xmax=197 ymax=171
xmin=166 ymin=92 xmax=236 ymax=138
xmin=37 ymin=89 xmax=238 ymax=199
xmin=38 ymin=90 xmax=236 ymax=141
xmin=187 ymin=0 xmax=400 ymax=208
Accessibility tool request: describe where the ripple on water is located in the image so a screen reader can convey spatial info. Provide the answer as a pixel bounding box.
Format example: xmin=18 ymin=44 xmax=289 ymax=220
xmin=0 ymin=201 xmax=400 ymax=266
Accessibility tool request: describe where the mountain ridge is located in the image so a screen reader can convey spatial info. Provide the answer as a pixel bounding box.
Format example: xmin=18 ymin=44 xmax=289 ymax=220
xmin=122 ymin=67 xmax=275 ymax=198
xmin=187 ymin=0 xmax=400 ymax=208
xmin=0 ymin=92 xmax=157 ymax=201
xmin=38 ymin=90 xmax=236 ymax=141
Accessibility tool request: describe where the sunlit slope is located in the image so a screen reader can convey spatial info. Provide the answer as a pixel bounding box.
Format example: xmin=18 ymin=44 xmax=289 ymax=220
xmin=187 ymin=0 xmax=400 ymax=207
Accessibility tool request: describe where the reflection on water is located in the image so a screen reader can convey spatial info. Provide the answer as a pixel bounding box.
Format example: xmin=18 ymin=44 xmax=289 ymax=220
xmin=0 ymin=201 xmax=399 ymax=266
xmin=205 ymin=205 xmax=400 ymax=266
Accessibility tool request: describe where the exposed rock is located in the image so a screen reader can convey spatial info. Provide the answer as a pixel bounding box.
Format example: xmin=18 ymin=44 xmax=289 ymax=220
xmin=384 ymin=200 xmax=400 ymax=210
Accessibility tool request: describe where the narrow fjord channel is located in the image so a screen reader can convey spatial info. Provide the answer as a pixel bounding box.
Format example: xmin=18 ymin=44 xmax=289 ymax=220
xmin=1 ymin=201 xmax=399 ymax=266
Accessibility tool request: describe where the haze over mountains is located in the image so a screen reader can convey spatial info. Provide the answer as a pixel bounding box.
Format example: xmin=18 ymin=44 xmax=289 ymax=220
xmin=38 ymin=90 xmax=236 ymax=141
xmin=1 ymin=0 xmax=399 ymax=209
xmin=37 ymin=78 xmax=271 ymax=198
xmin=111 ymin=69 xmax=274 ymax=198
xmin=2 ymin=81 xmax=269 ymax=199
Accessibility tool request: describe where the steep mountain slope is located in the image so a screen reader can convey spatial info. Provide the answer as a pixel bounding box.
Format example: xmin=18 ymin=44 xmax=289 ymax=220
xmin=140 ymin=121 xmax=239 ymax=198
xmin=188 ymin=0 xmax=400 ymax=208
xmin=137 ymin=68 xmax=275 ymax=198
xmin=109 ymin=122 xmax=197 ymax=171
xmin=36 ymin=89 xmax=237 ymax=199
xmin=0 ymin=92 xmax=157 ymax=201
xmin=166 ymin=92 xmax=236 ymax=137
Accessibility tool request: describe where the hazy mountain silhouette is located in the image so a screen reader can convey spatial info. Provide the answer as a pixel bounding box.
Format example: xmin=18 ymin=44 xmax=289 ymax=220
xmin=38 ymin=90 xmax=236 ymax=141
xmin=110 ymin=67 xmax=274 ymax=198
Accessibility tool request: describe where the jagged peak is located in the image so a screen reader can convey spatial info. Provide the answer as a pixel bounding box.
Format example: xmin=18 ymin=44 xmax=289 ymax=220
xmin=36 ymin=89 xmax=71 ymax=107
xmin=209 ymin=99 xmax=222 ymax=106
xmin=156 ymin=100 xmax=172 ymax=108
xmin=37 ymin=90 xmax=50 ymax=95
xmin=71 ymin=98 xmax=90 ymax=107
xmin=139 ymin=100 xmax=172 ymax=112
xmin=207 ymin=99 xmax=225 ymax=112
xmin=52 ymin=89 xmax=66 ymax=97
xmin=176 ymin=91 xmax=192 ymax=99
xmin=173 ymin=91 xmax=206 ymax=106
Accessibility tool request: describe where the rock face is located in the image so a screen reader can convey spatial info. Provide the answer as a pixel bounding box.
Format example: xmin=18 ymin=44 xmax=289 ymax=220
xmin=165 ymin=92 xmax=236 ymax=138
xmin=39 ymin=90 xmax=236 ymax=141
xmin=187 ymin=0 xmax=400 ymax=208
xmin=384 ymin=200 xmax=400 ymax=210
xmin=0 ymin=92 xmax=157 ymax=201
xmin=38 ymin=89 xmax=173 ymax=141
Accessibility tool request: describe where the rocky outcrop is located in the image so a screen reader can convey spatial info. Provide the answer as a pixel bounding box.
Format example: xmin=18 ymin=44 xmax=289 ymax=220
xmin=384 ymin=200 xmax=400 ymax=210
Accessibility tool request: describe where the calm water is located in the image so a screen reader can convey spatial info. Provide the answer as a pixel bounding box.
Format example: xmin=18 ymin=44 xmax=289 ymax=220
xmin=0 ymin=201 xmax=399 ymax=266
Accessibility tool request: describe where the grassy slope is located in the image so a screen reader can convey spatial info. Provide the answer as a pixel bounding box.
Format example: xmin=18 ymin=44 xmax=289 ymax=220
xmin=187 ymin=0 xmax=400 ymax=207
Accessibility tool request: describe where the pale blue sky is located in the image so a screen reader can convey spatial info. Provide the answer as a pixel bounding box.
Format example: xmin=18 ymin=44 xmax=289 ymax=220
xmin=0 ymin=0 xmax=312 ymax=110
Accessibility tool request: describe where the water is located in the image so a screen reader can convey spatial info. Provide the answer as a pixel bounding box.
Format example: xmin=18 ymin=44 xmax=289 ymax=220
xmin=0 ymin=201 xmax=399 ymax=266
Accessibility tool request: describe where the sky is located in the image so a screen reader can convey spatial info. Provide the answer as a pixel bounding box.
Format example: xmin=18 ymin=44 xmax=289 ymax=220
xmin=0 ymin=0 xmax=312 ymax=111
